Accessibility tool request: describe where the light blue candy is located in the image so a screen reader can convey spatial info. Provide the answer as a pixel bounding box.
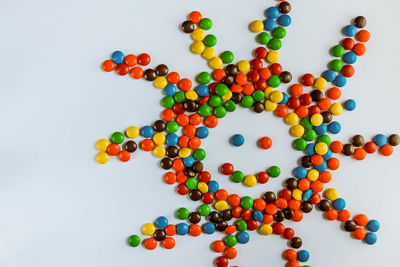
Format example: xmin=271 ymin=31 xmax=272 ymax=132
xmin=252 ymin=210 xmax=263 ymax=221
xmin=293 ymin=166 xmax=307 ymax=179
xmin=297 ymin=250 xmax=310 ymax=262
xmin=265 ymin=7 xmax=279 ymax=18
xmin=208 ymin=180 xmax=219 ymax=193
xmin=183 ymin=156 xmax=195 ymax=167
xmin=303 ymin=189 xmax=312 ymax=201
xmin=196 ymin=84 xmax=209 ymax=97
xmin=315 ymin=123 xmax=328 ymax=135
xmin=343 ymin=51 xmax=357 ymax=64
xmin=280 ymin=92 xmax=289 ymax=105
xmin=365 ymin=232 xmax=377 ymax=245
xmin=196 ymin=127 xmax=209 ymax=139
xmin=237 ymin=232 xmax=250 ymax=244
xmin=176 ymin=223 xmax=189 ymax=235
xmin=264 ymin=18 xmax=276 ymax=31
xmin=334 ymin=75 xmax=347 ymax=87
xmin=141 ymin=126 xmax=154 ymax=138
xmin=333 ymin=198 xmax=346 ymax=210
xmin=343 ymin=25 xmax=357 ymax=37
xmin=328 ymin=121 xmax=341 ymax=134
xmin=155 ymin=216 xmax=168 ymax=229
xmin=231 ymin=134 xmax=245 ymax=146
xmin=166 ymin=133 xmax=179 ymax=146
xmin=373 ymin=134 xmax=387 ymax=147
xmin=164 ymin=84 xmax=177 ymax=96
xmin=111 ymin=51 xmax=124 ymax=64
xmin=323 ymin=70 xmax=336 ymax=82
xmin=277 ymin=14 xmax=291 ymax=27
xmin=305 ymin=143 xmax=316 ymax=155
xmin=367 ymin=220 xmax=380 ymax=232
xmin=315 ymin=161 xmax=327 ymax=172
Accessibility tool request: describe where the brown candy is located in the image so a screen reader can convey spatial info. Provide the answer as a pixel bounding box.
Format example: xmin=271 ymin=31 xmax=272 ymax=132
xmin=155 ymin=64 xmax=169 ymax=76
xmin=208 ymin=211 xmax=221 ymax=223
xmin=311 ymin=90 xmax=323 ymax=102
xmin=263 ymin=191 xmax=276 ymax=204
xmin=231 ymin=93 xmax=243 ymax=104
xmin=283 ymin=208 xmax=294 ymax=219
xmin=280 ymin=71 xmax=292 ymax=83
xmin=352 ymin=134 xmax=365 ymax=147
xmin=301 ymin=155 xmax=313 ymax=168
xmin=153 ymin=120 xmax=166 ymax=132
xmin=223 ymin=75 xmax=234 ymax=86
xmin=221 ymin=209 xmax=232 ymax=221
xmin=354 ymin=16 xmax=367 ymax=28
xmin=188 ymin=189 xmax=202 ymax=201
xmin=273 ymin=210 xmax=285 ymax=222
xmin=285 ymin=178 xmax=298 ymax=190
xmin=153 ymin=229 xmax=166 ymax=241
xmin=388 ymin=134 xmax=400 ymax=146
xmin=322 ymin=111 xmax=333 ymax=123
xmin=278 ymin=1 xmax=291 ymax=13
xmin=143 ymin=69 xmax=157 ymax=81
xmin=225 ymin=64 xmax=238 ymax=75
xmin=184 ymin=167 xmax=196 ymax=178
xmin=290 ymin=237 xmax=302 ymax=249
xmin=215 ymin=221 xmax=228 ymax=231
xmin=160 ymin=157 xmax=173 ymax=170
xmin=188 ymin=212 xmax=201 ymax=224
xmin=252 ymin=101 xmax=264 ymax=113
xmin=343 ymin=144 xmax=355 ymax=156
xmin=344 ymin=220 xmax=357 ymax=232
xmin=181 ymin=20 xmax=195 ymax=33
xmin=191 ymin=161 xmax=203 ymax=173
xmin=318 ymin=199 xmax=332 ymax=211
xmin=183 ymin=100 xmax=199 ymax=112
xmin=301 ymin=201 xmax=313 ymax=213
xmin=124 ymin=141 xmax=137 ymax=153
xmin=166 ymin=146 xmax=178 ymax=158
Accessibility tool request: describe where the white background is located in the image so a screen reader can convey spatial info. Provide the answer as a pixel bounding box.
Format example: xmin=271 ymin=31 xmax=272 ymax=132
xmin=1 ymin=0 xmax=400 ymax=266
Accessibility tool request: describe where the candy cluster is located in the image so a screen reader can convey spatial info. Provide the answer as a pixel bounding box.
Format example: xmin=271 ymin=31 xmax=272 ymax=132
xmin=96 ymin=1 xmax=398 ymax=266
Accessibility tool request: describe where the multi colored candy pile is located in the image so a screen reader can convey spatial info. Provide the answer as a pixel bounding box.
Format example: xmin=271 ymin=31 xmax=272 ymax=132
xmin=96 ymin=1 xmax=399 ymax=266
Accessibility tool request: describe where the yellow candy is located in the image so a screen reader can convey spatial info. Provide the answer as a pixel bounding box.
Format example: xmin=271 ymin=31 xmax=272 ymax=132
xmin=269 ymin=90 xmax=283 ymax=103
xmin=285 ymin=112 xmax=299 ymax=125
xmin=152 ymin=133 xmax=166 ymax=145
xmin=209 ymin=57 xmax=223 ymax=69
xmin=314 ymin=77 xmax=327 ymax=90
xmin=142 ymin=223 xmax=156 ymax=236
xmin=96 ymin=151 xmax=109 ymax=164
xmin=185 ymin=90 xmax=198 ymax=100
xmin=315 ymin=142 xmax=328 ymax=155
xmin=243 ymin=175 xmax=257 ymax=187
xmin=126 ymin=126 xmax=139 ymax=138
xmin=324 ymin=188 xmax=339 ymax=201
xmin=202 ymin=47 xmax=216 ymax=60
xmin=265 ymin=100 xmax=277 ymax=111
xmin=197 ymin=182 xmax=208 ymax=193
xmin=259 ymin=224 xmax=273 ymax=235
xmin=215 ymin=200 xmax=228 ymax=211
xmin=96 ymin=139 xmax=109 ymax=152
xmin=310 ymin=113 xmax=323 ymax=126
xmin=330 ymin=103 xmax=343 ymax=116
xmin=249 ymin=20 xmax=264 ymax=33
xmin=238 ymin=60 xmax=251 ymax=73
xmin=264 ymin=87 xmax=274 ymax=98
xmin=154 ymin=76 xmax=168 ymax=89
xmin=292 ymin=189 xmax=303 ymax=200
xmin=153 ymin=145 xmax=166 ymax=158
xmin=191 ymin=41 xmax=205 ymax=54
xmin=178 ymin=147 xmax=192 ymax=158
xmin=266 ymin=51 xmax=280 ymax=63
xmin=221 ymin=89 xmax=232 ymax=101
xmin=191 ymin=28 xmax=206 ymax=41
xmin=307 ymin=169 xmax=320 ymax=182
xmin=290 ymin=125 xmax=305 ymax=137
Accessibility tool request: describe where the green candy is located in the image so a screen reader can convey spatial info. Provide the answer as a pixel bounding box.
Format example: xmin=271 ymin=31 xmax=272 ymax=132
xmin=293 ymin=138 xmax=307 ymax=151
xmin=272 ymin=26 xmax=286 ymax=39
xmin=241 ymin=95 xmax=255 ymax=108
xmin=224 ymin=100 xmax=236 ymax=112
xmin=253 ymin=90 xmax=265 ymax=101
xmin=268 ymin=38 xmax=282 ymax=50
xmin=240 ymin=196 xmax=254 ymax=209
xmin=166 ymin=121 xmax=179 ymax=133
xmin=214 ymin=106 xmax=227 ymax=118
xmin=215 ymin=84 xmax=228 ymax=96
xmin=198 ymin=71 xmax=211 ymax=84
xmin=224 ymin=235 xmax=237 ymax=247
xmin=186 ymin=177 xmax=198 ymax=190
xmin=329 ymin=59 xmax=343 ymax=72
xmin=318 ymin=134 xmax=331 ymax=145
xmin=268 ymin=166 xmax=281 ymax=178
xmin=268 ymin=75 xmax=281 ymax=88
xmin=199 ymin=18 xmax=212 ymax=30
xmin=303 ymin=129 xmax=317 ymax=141
xmin=236 ymin=220 xmax=247 ymax=232
xmin=231 ymin=170 xmax=244 ymax=183
xmin=257 ymin=32 xmax=270 ymax=45
xmin=176 ymin=207 xmax=189 ymax=220
xmin=198 ymin=204 xmax=211 ymax=216
xmin=198 ymin=104 xmax=211 ymax=117
xmin=162 ymin=96 xmax=175 ymax=109
xmin=203 ymin=34 xmax=217 ymax=47
xmin=331 ymin=45 xmax=345 ymax=57
xmin=127 ymin=235 xmax=141 ymax=247
xmin=111 ymin=132 xmax=124 ymax=144
xmin=174 ymin=91 xmax=186 ymax=102
xmin=301 ymin=117 xmax=313 ymax=130
xmin=220 ymin=51 xmax=234 ymax=63
xmin=193 ymin=148 xmax=206 ymax=160
xmin=209 ymin=95 xmax=222 ymax=107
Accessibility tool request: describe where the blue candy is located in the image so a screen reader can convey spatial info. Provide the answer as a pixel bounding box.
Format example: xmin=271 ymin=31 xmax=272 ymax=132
xmin=166 ymin=133 xmax=179 ymax=146
xmin=373 ymin=134 xmax=387 ymax=147
xmin=183 ymin=156 xmax=195 ymax=167
xmin=343 ymin=25 xmax=357 ymax=37
xmin=141 ymin=126 xmax=154 ymax=138
xmin=365 ymin=232 xmax=377 ymax=245
xmin=155 ymin=216 xmax=168 ymax=229
xmin=208 ymin=180 xmax=219 ymax=193
xmin=323 ymin=149 xmax=333 ymax=160
xmin=264 ymin=18 xmax=276 ymax=31
xmin=332 ymin=198 xmax=346 ymax=210
xmin=315 ymin=123 xmax=328 ymax=135
xmin=297 ymin=250 xmax=310 ymax=262
xmin=176 ymin=223 xmax=189 ymax=235
xmin=196 ymin=84 xmax=209 ymax=97
xmin=334 ymin=75 xmax=347 ymax=87
xmin=315 ymin=161 xmax=327 ymax=172
xmin=343 ymin=51 xmax=357 ymax=64
xmin=237 ymin=232 xmax=250 ymax=244
xmin=303 ymin=189 xmax=312 ymax=201
xmin=367 ymin=220 xmax=380 ymax=232
xmin=277 ymin=14 xmax=291 ymax=27
xmin=293 ymin=166 xmax=307 ymax=179
xmin=343 ymin=99 xmax=356 ymax=111
xmin=202 ymin=222 xmax=216 ymax=234
xmin=280 ymin=92 xmax=289 ymax=105
xmin=328 ymin=121 xmax=341 ymax=134
xmin=252 ymin=210 xmax=263 ymax=222
xmin=322 ymin=70 xmax=336 ymax=82
xmin=196 ymin=127 xmax=209 ymax=139
xmin=305 ymin=143 xmax=316 ymax=155
xmin=111 ymin=51 xmax=124 ymax=64
xmin=164 ymin=84 xmax=177 ymax=96
xmin=265 ymin=7 xmax=279 ymax=18
xmin=231 ymin=134 xmax=245 ymax=146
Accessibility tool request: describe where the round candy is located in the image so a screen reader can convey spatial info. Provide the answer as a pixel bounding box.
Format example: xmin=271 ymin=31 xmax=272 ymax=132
xmin=343 ymin=25 xmax=357 ymax=37
xmin=324 ymin=188 xmax=339 ymax=200
xmin=202 ymin=222 xmax=216 ymax=234
xmin=96 ymin=139 xmax=109 ymax=152
xmin=259 ymin=136 xmax=272 ymax=149
xmin=155 ymin=216 xmax=168 ymax=229
xmin=278 ymin=14 xmax=291 ymax=27
xmin=231 ymin=134 xmax=244 ymax=147
xmin=250 ymin=20 xmax=264 ymax=33
xmin=268 ymin=166 xmax=281 ymax=178
xmin=127 ymin=235 xmax=140 ymax=247
xmin=111 ymin=132 xmax=124 ymax=144
xmin=265 ymin=7 xmax=279 ymax=18
xmin=176 ymin=223 xmax=189 ymax=235
xmin=237 ymin=231 xmax=250 ymax=243
xmin=111 ymin=51 xmax=124 ymax=64
xmin=96 ymin=152 xmax=109 ymax=164
xmin=297 ymin=250 xmax=310 ymax=262
xmin=373 ymin=134 xmax=387 ymax=147
xmin=365 ymin=232 xmax=377 ymax=245
xmin=200 ymin=18 xmax=212 ymax=30
xmin=333 ymin=198 xmax=346 ymax=210
xmin=142 ymin=223 xmax=156 ymax=235
xmin=367 ymin=220 xmax=380 ymax=232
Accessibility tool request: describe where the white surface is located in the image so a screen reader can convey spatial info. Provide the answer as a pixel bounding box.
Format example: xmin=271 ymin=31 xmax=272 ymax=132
xmin=1 ymin=0 xmax=400 ymax=266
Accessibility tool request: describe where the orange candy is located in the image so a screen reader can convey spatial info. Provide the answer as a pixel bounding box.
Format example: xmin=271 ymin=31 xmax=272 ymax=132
xmin=163 ymin=237 xmax=175 ymax=249
xmin=242 ymin=83 xmax=255 ymax=95
xmin=228 ymin=194 xmax=241 ymax=206
xmin=353 ymin=148 xmax=367 ymax=160
xmin=224 ymin=225 xmax=237 ymax=235
xmin=262 ymin=214 xmax=274 ymax=224
xmin=189 ymin=137 xmax=201 ymax=149
xmin=173 ymin=159 xmax=185 ymax=171
xmin=286 ymin=261 xmax=300 ymax=267
xmin=184 ymin=125 xmax=197 ymax=137
xmin=141 ymin=139 xmax=155 ymax=151
xmin=354 ymin=214 xmax=368 ymax=226
xmin=189 ymin=11 xmax=202 ymax=23
xmin=189 ymin=224 xmax=202 ymax=236
xmin=298 ymin=178 xmax=311 ymax=191
xmin=189 ymin=114 xmax=202 ymax=125
xmin=265 ymin=204 xmax=278 ymax=215
xmin=164 ymin=172 xmax=177 ymax=185
xmin=118 ymin=150 xmax=131 ymax=162
xmin=235 ymin=73 xmax=248 ymax=85
xmin=319 ymin=171 xmax=332 ymax=183
xmin=353 ymin=43 xmax=366 ymax=56
xmin=318 ymin=98 xmax=331 ymax=110
xmin=124 ymin=54 xmax=137 ymax=66
xmin=292 ymin=210 xmax=303 ymax=222
xmin=253 ymin=198 xmax=267 ymax=211
xmin=260 ymin=68 xmax=271 ymax=80
xmin=212 ymin=240 xmax=226 ymax=253
xmin=230 ymin=84 xmax=243 ymax=93
xmin=380 ymin=144 xmax=393 ymax=156
xmin=144 ymin=238 xmax=157 ymax=250
xmin=325 ymin=209 xmax=338 ymax=220
xmin=275 ymin=105 xmax=289 ymax=117
xmin=310 ymin=180 xmax=324 ymax=193
xmin=327 ymin=157 xmax=340 ymax=170
xmin=284 ymin=249 xmax=297 ymax=261
xmin=330 ymin=141 xmax=343 ymax=153
xmin=356 ymin=30 xmax=370 ymax=42
xmin=224 ymin=247 xmax=237 ymax=259
xmin=176 ymin=171 xmax=188 ymax=183
xmin=107 ymin=144 xmax=120 ymax=156
xmin=275 ymin=198 xmax=288 ymax=209
xmin=290 ymin=84 xmax=303 ymax=97
xmin=213 ymin=69 xmax=226 ymax=81
xmin=338 ymin=209 xmax=351 ymax=222
xmin=327 ymin=87 xmax=342 ymax=100
xmin=167 ymin=72 xmax=180 ymax=84
xmin=215 ymin=189 xmax=229 ymax=201
xmin=102 ymin=60 xmax=116 ymax=72
xmin=130 ymin=66 xmax=144 ymax=79
xmin=353 ymin=228 xmax=367 ymax=240
xmin=288 ymin=199 xmax=301 ymax=210
xmin=162 ymin=109 xmax=175 ymax=121
xmin=165 ymin=224 xmax=177 ymax=236
xmin=178 ymin=136 xmax=189 ymax=147
xmin=204 ymin=115 xmax=218 ymax=128
xmin=311 ymin=154 xmax=324 ymax=165
xmin=176 ymin=114 xmax=189 ymax=126
xmin=178 ymin=78 xmax=192 ymax=91
xmin=296 ymin=106 xmax=309 ymax=118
